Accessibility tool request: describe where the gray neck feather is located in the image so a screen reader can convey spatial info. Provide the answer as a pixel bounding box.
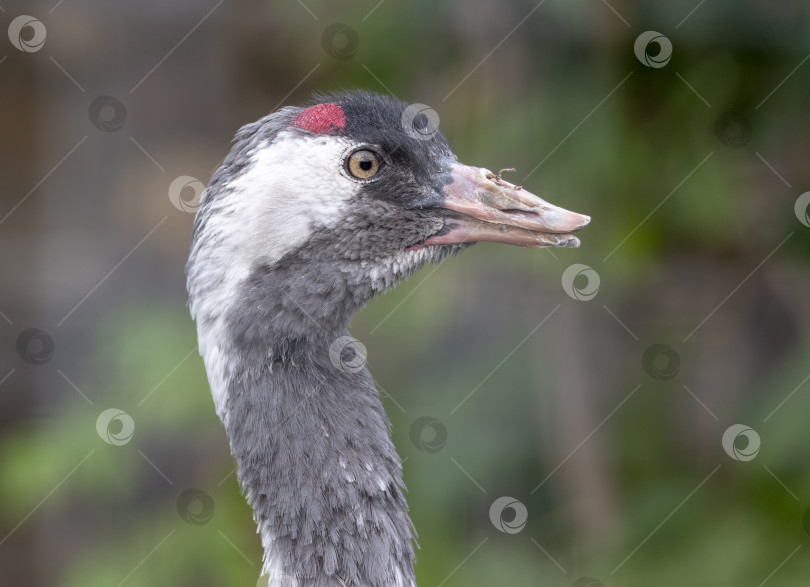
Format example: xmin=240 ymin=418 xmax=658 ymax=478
xmin=221 ymin=256 xmax=417 ymax=586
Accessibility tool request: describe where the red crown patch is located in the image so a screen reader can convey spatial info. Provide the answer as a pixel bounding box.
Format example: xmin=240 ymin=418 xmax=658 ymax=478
xmin=291 ymin=103 xmax=346 ymax=134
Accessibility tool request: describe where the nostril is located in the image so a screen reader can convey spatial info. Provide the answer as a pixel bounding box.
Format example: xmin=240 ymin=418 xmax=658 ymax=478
xmin=501 ymin=207 xmax=539 ymax=215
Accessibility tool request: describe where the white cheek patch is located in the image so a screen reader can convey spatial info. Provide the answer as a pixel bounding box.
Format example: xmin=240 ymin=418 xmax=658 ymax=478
xmin=227 ymin=131 xmax=359 ymax=268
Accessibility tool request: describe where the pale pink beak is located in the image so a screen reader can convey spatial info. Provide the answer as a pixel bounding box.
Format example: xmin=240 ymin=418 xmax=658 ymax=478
xmin=417 ymin=163 xmax=590 ymax=249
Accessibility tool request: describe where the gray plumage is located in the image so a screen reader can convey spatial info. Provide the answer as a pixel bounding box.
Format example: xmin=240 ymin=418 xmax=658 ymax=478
xmin=187 ymin=90 xmax=588 ymax=586
xmin=188 ymin=92 xmax=462 ymax=586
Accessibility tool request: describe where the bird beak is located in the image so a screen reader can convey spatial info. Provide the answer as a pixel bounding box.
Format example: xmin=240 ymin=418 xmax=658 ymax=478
xmin=417 ymin=163 xmax=590 ymax=249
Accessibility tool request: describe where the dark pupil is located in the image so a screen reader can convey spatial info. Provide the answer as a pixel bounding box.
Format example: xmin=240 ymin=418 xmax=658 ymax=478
xmin=359 ymin=158 xmax=373 ymax=171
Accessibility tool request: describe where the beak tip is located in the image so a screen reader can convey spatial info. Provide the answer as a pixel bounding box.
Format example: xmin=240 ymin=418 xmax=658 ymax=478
xmin=573 ymin=213 xmax=591 ymax=230
xmin=556 ymin=211 xmax=590 ymax=233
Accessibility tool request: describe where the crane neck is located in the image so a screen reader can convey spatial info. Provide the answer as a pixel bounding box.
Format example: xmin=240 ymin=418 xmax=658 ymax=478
xmin=211 ymin=267 xmax=416 ymax=585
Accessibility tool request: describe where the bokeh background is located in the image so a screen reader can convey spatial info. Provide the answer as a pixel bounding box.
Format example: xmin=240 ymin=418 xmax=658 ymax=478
xmin=2 ymin=1 xmax=810 ymax=585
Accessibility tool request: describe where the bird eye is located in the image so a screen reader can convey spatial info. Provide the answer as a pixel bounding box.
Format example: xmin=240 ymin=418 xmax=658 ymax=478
xmin=346 ymin=149 xmax=381 ymax=179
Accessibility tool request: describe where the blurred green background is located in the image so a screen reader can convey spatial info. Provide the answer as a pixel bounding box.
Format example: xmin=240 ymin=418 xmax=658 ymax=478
xmin=2 ymin=1 xmax=810 ymax=585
